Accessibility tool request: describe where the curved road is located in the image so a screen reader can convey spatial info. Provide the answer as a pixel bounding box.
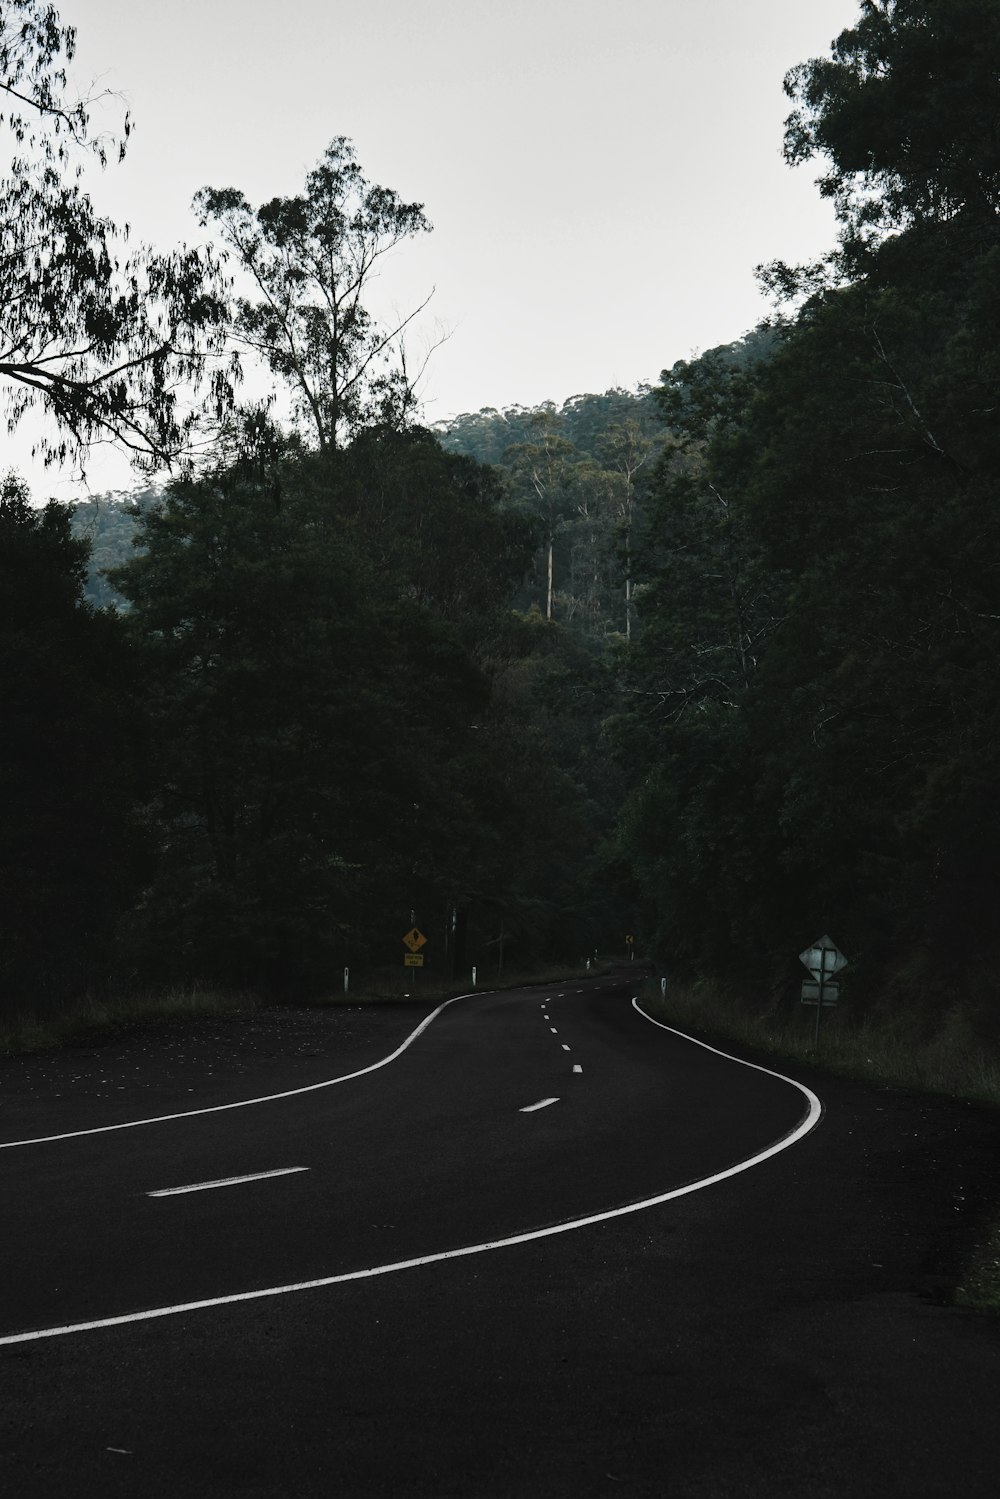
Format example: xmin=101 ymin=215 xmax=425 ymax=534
xmin=1 ymin=977 xmax=814 ymax=1341
xmin=2 ymin=973 xmax=1000 ymax=1497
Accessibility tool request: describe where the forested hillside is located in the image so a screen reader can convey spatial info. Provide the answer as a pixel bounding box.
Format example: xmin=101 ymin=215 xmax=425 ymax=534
xmin=3 ymin=0 xmax=1000 ymax=1056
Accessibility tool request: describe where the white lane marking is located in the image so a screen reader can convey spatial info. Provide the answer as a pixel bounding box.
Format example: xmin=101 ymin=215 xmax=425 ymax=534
xmin=519 ymin=1097 xmax=560 ymax=1114
xmin=0 ymin=992 xmax=480 ymax=1151
xmin=0 ymin=1004 xmax=823 ymax=1347
xmin=572 ymin=1064 xmax=583 ymax=1073
xmin=561 ymin=1044 xmax=571 ymax=1052
xmin=147 ymin=1167 xmax=308 ymax=1198
xmin=549 ymin=1027 xmax=558 ymax=1034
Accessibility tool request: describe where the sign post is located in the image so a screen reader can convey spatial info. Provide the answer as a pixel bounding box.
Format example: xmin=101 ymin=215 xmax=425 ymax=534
xmin=403 ymin=926 xmax=427 ymax=982
xmin=799 ymin=935 xmax=848 ymax=1049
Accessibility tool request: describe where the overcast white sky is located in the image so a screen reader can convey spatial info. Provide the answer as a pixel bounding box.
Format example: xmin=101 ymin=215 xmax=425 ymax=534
xmin=9 ymin=0 xmax=858 ymax=497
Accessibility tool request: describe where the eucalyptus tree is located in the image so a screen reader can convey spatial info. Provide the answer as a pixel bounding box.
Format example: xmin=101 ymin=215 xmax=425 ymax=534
xmin=598 ymin=418 xmax=659 ymax=641
xmin=501 ymin=413 xmax=582 ymax=621
xmin=195 ymin=138 xmax=433 ymax=453
xmin=767 ymin=0 xmax=1000 ymax=287
xmin=0 ymin=1 xmax=234 ymax=472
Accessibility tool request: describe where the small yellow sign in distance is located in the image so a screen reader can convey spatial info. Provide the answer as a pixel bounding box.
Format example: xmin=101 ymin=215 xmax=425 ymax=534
xmin=403 ymin=927 xmax=427 ymax=953
xmin=404 ymin=953 xmax=425 ymax=967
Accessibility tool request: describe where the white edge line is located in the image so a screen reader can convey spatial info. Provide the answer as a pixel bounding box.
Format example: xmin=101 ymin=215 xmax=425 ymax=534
xmin=0 ymin=992 xmax=479 ymax=1151
xmin=519 ymin=1097 xmax=560 ymax=1113
xmin=147 ymin=1167 xmax=309 ymax=1197
xmin=0 ymin=1001 xmax=823 ymax=1347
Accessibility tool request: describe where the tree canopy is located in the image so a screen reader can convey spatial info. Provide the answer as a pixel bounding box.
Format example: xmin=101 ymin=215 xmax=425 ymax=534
xmin=617 ymin=0 xmax=1000 ymax=1018
xmin=194 ymin=138 xmax=432 ymax=453
xmin=0 ymin=1 xmax=235 ymax=472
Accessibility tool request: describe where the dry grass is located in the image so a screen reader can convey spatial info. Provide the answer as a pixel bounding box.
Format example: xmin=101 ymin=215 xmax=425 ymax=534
xmin=0 ymin=960 xmax=606 ymax=1055
xmin=0 ymin=985 xmax=261 ymax=1056
xmin=639 ymin=976 xmax=1000 ymax=1106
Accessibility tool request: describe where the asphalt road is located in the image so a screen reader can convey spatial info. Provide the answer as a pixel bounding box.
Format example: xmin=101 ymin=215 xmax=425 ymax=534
xmin=2 ymin=973 xmax=999 ymax=1496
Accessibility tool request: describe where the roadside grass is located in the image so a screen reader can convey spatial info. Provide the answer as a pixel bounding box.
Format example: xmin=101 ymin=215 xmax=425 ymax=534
xmin=0 ymin=959 xmax=608 ymax=1056
xmin=640 ymin=975 xmax=1000 ymax=1314
xmin=637 ymin=977 xmax=1000 ymax=1106
xmin=0 ymin=985 xmax=262 ymax=1056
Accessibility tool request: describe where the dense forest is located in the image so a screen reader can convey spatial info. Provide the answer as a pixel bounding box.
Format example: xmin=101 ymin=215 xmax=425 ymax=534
xmin=3 ymin=0 xmax=1000 ymax=1051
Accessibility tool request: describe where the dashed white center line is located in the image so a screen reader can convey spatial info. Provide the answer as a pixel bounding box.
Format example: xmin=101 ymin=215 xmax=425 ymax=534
xmin=519 ymin=1097 xmax=560 ymax=1113
xmin=549 ymin=1027 xmax=558 ymax=1034
xmin=561 ymin=1044 xmax=571 ymax=1051
xmin=147 ymin=1167 xmax=309 ymax=1198
xmin=573 ymin=1064 xmax=583 ymax=1073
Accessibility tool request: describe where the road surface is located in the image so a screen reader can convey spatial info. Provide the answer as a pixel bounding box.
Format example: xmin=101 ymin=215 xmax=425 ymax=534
xmin=2 ymin=974 xmax=999 ymax=1495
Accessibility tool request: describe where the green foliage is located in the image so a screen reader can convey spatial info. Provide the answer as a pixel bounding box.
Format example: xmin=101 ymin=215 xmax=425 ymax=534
xmin=109 ymin=422 xmax=542 ymax=991
xmin=617 ymin=1 xmax=1000 ymax=1021
xmin=775 ymin=0 xmax=1000 ymax=276
xmin=0 ymin=472 xmax=142 ymax=1011
xmin=471 ymin=612 xmax=629 ymax=965
xmin=0 ymin=2 xmax=235 ymax=471
xmin=69 ymin=487 xmax=160 ymax=607
xmin=438 ymin=388 xmax=666 ymax=638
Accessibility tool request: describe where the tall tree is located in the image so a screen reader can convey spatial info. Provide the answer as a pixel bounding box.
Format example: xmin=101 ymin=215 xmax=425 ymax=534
xmin=195 ymin=138 xmax=433 ymax=453
xmin=775 ymin=0 xmax=1000 ymax=278
xmin=502 ymin=413 xmax=582 ymax=621
xmin=0 ymin=473 xmax=141 ymax=1012
xmin=0 ymin=1 xmax=234 ymax=471
xmin=111 ymin=422 xmax=535 ymax=990
xmin=598 ymin=418 xmax=656 ymax=641
xmin=619 ymin=0 xmax=1000 ymax=1011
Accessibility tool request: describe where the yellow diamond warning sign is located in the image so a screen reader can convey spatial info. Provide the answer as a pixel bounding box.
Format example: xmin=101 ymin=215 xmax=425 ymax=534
xmin=403 ymin=927 xmax=427 ymax=954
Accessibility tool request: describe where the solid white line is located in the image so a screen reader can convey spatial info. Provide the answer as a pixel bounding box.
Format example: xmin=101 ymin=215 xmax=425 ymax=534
xmin=0 ymin=992 xmax=479 ymax=1151
xmin=0 ymin=1001 xmax=824 ymax=1347
xmin=519 ymin=1097 xmax=560 ymax=1113
xmin=147 ymin=1167 xmax=308 ymax=1198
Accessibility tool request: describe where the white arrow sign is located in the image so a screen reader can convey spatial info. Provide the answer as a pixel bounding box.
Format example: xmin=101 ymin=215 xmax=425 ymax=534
xmin=799 ymin=935 xmax=848 ymax=982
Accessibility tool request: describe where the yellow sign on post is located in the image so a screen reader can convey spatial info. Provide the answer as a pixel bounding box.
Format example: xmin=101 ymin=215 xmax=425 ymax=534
xmin=402 ymin=927 xmax=427 ymax=954
xmin=404 ymin=953 xmax=425 ymax=968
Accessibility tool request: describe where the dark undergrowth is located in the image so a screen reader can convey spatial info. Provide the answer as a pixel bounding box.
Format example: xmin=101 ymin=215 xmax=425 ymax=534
xmin=0 ymin=959 xmax=607 ymax=1057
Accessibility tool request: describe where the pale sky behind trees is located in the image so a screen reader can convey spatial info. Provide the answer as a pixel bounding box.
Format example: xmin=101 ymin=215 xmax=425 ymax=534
xmin=11 ymin=0 xmax=857 ymax=495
